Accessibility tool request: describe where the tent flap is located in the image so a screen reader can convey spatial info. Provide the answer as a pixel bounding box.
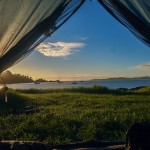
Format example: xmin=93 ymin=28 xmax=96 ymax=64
xmin=0 ymin=0 xmax=85 ymax=73
xmin=98 ymin=0 xmax=150 ymax=47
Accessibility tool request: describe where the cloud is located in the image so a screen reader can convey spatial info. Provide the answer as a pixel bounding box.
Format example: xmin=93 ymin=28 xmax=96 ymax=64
xmin=36 ymin=42 xmax=85 ymax=57
xmin=79 ymin=37 xmax=88 ymax=40
xmin=129 ymin=62 xmax=150 ymax=70
xmin=135 ymin=63 xmax=150 ymax=70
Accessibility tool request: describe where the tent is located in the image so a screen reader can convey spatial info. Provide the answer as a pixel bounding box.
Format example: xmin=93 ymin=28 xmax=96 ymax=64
xmin=0 ymin=0 xmax=85 ymax=73
xmin=1 ymin=0 xmax=150 ymax=73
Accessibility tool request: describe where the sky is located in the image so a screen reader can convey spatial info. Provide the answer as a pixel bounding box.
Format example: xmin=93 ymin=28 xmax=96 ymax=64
xmin=10 ymin=0 xmax=150 ymax=81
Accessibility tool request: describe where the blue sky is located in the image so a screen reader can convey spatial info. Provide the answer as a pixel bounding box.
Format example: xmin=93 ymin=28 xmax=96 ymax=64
xmin=10 ymin=0 xmax=150 ymax=80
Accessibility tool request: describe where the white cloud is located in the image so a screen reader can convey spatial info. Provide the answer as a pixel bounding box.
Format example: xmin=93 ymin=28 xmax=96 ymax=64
xmin=129 ymin=62 xmax=150 ymax=70
xmin=79 ymin=37 xmax=88 ymax=40
xmin=36 ymin=42 xmax=85 ymax=57
xmin=135 ymin=63 xmax=150 ymax=70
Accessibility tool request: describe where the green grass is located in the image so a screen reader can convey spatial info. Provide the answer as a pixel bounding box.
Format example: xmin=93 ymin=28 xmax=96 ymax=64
xmin=0 ymin=87 xmax=150 ymax=144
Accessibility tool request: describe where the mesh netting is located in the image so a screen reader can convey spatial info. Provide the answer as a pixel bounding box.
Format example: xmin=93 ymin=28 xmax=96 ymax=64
xmin=0 ymin=0 xmax=85 ymax=73
xmin=98 ymin=0 xmax=150 ymax=47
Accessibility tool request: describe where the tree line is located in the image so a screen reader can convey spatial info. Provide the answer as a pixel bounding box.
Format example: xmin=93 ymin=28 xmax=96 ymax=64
xmin=0 ymin=70 xmax=47 ymax=84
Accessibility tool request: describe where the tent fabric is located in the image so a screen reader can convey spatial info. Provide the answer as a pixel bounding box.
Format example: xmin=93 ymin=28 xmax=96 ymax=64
xmin=0 ymin=0 xmax=85 ymax=73
xmin=98 ymin=0 xmax=150 ymax=47
xmin=0 ymin=0 xmax=63 ymax=57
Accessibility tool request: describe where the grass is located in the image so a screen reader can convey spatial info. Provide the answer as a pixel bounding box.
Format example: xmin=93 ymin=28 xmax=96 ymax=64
xmin=0 ymin=86 xmax=150 ymax=144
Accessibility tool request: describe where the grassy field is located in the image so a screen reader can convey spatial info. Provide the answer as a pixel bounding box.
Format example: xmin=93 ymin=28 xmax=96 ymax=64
xmin=0 ymin=86 xmax=150 ymax=144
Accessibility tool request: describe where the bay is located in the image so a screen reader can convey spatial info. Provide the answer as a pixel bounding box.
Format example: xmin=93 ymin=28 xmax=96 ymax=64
xmin=7 ymin=79 xmax=150 ymax=89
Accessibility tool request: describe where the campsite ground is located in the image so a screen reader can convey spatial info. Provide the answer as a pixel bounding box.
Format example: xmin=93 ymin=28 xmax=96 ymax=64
xmin=0 ymin=86 xmax=150 ymax=144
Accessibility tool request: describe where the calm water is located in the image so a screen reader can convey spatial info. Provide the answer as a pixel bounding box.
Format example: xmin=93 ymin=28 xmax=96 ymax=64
xmin=7 ymin=79 xmax=150 ymax=89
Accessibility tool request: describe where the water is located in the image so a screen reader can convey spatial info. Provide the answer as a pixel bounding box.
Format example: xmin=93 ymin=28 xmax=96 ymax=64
xmin=7 ymin=79 xmax=150 ymax=89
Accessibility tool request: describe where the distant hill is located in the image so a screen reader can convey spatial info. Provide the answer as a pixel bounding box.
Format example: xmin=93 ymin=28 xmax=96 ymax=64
xmin=92 ymin=77 xmax=150 ymax=81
